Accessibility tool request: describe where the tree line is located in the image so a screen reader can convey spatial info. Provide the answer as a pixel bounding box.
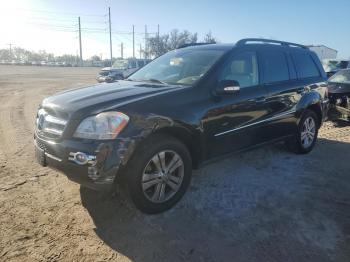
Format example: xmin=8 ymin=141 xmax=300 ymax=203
xmin=0 ymin=47 xmax=81 ymax=64
xmin=0 ymin=29 xmax=217 ymax=64
xmin=145 ymin=30 xmax=217 ymax=57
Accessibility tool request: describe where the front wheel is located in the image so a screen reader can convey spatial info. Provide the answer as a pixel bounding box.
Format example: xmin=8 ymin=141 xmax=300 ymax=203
xmin=120 ymin=134 xmax=192 ymax=214
xmin=286 ymin=109 xmax=319 ymax=154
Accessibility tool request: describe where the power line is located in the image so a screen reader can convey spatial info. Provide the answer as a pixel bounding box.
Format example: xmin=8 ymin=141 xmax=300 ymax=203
xmin=26 ymin=22 xmax=77 ymax=29
xmin=6 ymin=6 xmax=163 ymax=60
xmin=26 ymin=16 xmax=107 ymax=25
xmin=18 ymin=8 xmax=107 ymax=18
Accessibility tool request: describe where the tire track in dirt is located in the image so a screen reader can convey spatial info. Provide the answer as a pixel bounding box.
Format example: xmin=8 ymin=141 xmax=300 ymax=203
xmin=0 ymin=90 xmax=22 ymax=159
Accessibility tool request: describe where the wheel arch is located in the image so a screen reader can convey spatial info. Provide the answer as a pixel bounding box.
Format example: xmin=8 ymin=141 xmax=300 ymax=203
xmin=296 ymin=91 xmax=323 ymax=128
xmin=152 ymin=126 xmax=203 ymax=169
xmin=306 ymin=104 xmax=322 ymax=128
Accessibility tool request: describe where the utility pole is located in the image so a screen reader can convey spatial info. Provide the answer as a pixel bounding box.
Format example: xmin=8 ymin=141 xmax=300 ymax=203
xmin=132 ymin=25 xmax=135 ymax=58
xmin=78 ymin=17 xmax=82 ymax=66
xmin=7 ymin=43 xmax=13 ymax=59
xmin=108 ymin=7 xmax=113 ymax=66
xmin=121 ymin=43 xmax=123 ymax=59
xmin=144 ymin=25 xmax=148 ymax=59
xmin=139 ymin=44 xmax=142 ymax=59
xmin=157 ymin=24 xmax=160 ymax=56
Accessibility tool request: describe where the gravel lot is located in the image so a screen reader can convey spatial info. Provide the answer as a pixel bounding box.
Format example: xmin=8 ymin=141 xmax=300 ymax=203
xmin=0 ymin=65 xmax=349 ymax=262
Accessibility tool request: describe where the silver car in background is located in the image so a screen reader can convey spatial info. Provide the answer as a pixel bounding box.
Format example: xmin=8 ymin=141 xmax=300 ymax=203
xmin=96 ymin=58 xmax=151 ymax=83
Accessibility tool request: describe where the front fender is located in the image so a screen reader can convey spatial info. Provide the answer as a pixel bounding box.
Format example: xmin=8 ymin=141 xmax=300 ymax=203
xmin=117 ymin=112 xmax=203 ymax=168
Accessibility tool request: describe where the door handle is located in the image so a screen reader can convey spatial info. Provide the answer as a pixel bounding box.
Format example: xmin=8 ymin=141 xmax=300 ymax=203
xmin=254 ymin=97 xmax=266 ymax=103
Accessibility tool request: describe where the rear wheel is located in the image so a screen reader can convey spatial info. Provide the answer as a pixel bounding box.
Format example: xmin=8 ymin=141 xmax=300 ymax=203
xmin=120 ymin=134 xmax=192 ymax=214
xmin=286 ymin=109 xmax=319 ymax=154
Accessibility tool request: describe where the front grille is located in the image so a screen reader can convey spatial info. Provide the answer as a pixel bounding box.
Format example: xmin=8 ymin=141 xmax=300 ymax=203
xmin=36 ymin=109 xmax=67 ymax=139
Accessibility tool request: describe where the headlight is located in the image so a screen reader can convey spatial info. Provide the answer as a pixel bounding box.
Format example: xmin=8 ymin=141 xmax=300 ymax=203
xmin=73 ymin=112 xmax=129 ymax=140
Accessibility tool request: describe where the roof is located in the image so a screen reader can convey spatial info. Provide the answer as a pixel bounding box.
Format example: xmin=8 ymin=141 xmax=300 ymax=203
xmin=178 ymin=43 xmax=234 ymax=51
xmin=179 ymin=38 xmax=310 ymax=51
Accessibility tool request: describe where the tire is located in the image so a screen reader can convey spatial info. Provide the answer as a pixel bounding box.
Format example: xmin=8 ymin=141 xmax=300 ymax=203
xmin=119 ymin=134 xmax=192 ymax=214
xmin=286 ymin=109 xmax=319 ymax=154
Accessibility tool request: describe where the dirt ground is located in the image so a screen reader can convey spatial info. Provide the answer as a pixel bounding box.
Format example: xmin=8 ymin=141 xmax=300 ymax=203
xmin=0 ymin=65 xmax=349 ymax=262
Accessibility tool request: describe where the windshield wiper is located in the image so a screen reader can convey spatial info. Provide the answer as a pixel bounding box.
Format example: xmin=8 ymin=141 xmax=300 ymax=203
xmin=142 ymin=78 xmax=168 ymax=85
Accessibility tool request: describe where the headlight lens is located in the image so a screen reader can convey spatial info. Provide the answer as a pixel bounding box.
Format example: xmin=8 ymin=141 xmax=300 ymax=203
xmin=73 ymin=112 xmax=129 ymax=140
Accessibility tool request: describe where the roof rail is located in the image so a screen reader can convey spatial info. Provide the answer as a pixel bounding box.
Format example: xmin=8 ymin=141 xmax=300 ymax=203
xmin=236 ymin=38 xmax=308 ymax=49
xmin=177 ymin=42 xmax=215 ymax=49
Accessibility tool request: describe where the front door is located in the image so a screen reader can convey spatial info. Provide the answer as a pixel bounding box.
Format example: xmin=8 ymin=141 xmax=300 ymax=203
xmin=203 ymin=50 xmax=270 ymax=158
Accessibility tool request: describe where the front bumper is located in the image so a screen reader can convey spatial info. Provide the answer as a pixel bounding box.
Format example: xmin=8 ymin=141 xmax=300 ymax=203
xmin=96 ymin=76 xmax=107 ymax=83
xmin=34 ymin=133 xmax=133 ymax=191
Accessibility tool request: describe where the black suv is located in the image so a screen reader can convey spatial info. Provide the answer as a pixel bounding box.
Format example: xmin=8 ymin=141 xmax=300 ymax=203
xmin=34 ymin=39 xmax=329 ymax=214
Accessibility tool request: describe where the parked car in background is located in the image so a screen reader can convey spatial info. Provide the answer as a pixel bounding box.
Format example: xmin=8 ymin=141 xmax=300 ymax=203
xmin=322 ymin=59 xmax=350 ymax=78
xmin=96 ymin=58 xmax=151 ymax=83
xmin=34 ymin=39 xmax=328 ymax=214
xmin=328 ymin=69 xmax=350 ymax=122
xmin=96 ymin=68 xmax=123 ymax=83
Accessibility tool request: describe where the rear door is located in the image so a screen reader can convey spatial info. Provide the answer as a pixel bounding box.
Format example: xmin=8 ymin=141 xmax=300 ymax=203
xmin=256 ymin=47 xmax=300 ymax=141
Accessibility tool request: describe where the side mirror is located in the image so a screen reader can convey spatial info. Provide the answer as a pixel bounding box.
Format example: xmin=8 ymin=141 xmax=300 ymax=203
xmin=216 ymin=80 xmax=240 ymax=95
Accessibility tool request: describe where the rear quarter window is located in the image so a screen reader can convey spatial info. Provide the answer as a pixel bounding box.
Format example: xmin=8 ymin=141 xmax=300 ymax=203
xmin=292 ymin=52 xmax=320 ymax=78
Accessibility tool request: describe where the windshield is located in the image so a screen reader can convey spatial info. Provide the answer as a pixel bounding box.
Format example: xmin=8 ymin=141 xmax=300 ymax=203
xmin=128 ymin=49 xmax=225 ymax=85
xmin=329 ymin=69 xmax=350 ymax=84
xmin=112 ymin=60 xmax=128 ymax=70
xmin=323 ymin=60 xmax=349 ymax=72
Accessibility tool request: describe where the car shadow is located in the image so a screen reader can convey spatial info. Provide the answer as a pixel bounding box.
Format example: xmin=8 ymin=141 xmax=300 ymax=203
xmin=80 ymin=138 xmax=350 ymax=262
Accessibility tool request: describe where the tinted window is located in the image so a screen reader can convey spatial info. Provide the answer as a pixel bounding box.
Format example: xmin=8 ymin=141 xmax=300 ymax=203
xmin=137 ymin=60 xmax=145 ymax=67
xmin=219 ymin=51 xmax=259 ymax=88
xmin=292 ymin=52 xmax=320 ymax=78
xmin=260 ymin=50 xmax=289 ymax=83
xmin=129 ymin=60 xmax=137 ymax=68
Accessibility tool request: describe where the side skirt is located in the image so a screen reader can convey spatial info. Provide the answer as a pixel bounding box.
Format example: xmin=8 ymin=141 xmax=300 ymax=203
xmin=197 ymin=135 xmax=294 ymax=169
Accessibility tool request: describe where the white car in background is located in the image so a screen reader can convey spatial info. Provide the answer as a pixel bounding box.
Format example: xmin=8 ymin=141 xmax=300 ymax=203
xmin=96 ymin=58 xmax=151 ymax=83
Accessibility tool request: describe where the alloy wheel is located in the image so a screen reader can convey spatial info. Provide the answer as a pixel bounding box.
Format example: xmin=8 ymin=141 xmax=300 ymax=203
xmin=141 ymin=150 xmax=185 ymax=203
xmin=301 ymin=116 xmax=316 ymax=148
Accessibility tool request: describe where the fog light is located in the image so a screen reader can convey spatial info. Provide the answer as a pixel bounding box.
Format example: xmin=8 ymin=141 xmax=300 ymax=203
xmin=68 ymin=152 xmax=96 ymax=166
xmin=76 ymin=153 xmax=87 ymax=163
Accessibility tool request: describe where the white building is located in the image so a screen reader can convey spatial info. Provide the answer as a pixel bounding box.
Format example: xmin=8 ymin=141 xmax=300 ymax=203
xmin=308 ymin=45 xmax=337 ymax=60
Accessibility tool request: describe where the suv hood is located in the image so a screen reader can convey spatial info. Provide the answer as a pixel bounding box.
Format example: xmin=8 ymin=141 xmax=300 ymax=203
xmin=42 ymin=81 xmax=183 ymax=119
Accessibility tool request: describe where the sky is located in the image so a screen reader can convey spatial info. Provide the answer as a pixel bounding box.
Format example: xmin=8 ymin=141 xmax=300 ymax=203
xmin=0 ymin=0 xmax=349 ymax=59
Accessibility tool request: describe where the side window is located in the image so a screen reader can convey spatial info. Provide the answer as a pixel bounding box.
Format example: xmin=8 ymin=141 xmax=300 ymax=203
xmin=260 ymin=50 xmax=290 ymax=83
xmin=129 ymin=60 xmax=137 ymax=68
xmin=137 ymin=60 xmax=144 ymax=67
xmin=218 ymin=51 xmax=259 ymax=88
xmin=292 ymin=52 xmax=320 ymax=78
